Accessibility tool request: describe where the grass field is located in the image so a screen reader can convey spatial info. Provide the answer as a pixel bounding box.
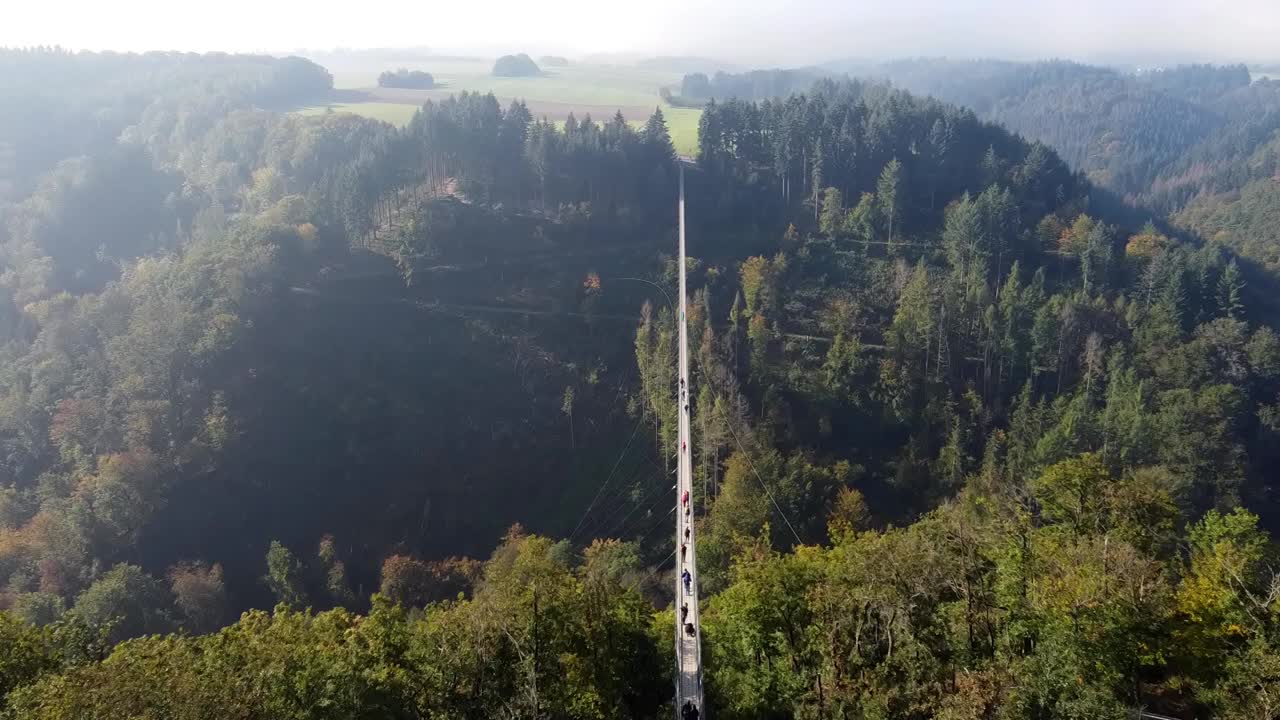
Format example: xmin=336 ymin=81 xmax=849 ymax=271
xmin=296 ymin=101 xmax=421 ymax=127
xmin=302 ymin=56 xmax=701 ymax=156
xmin=662 ymin=108 xmax=700 ymax=157
xmin=549 ymin=107 xmax=700 ymax=156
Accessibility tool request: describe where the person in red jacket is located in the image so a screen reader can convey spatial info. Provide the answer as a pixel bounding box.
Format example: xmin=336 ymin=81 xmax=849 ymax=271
xmin=682 ymin=490 xmax=689 ymax=507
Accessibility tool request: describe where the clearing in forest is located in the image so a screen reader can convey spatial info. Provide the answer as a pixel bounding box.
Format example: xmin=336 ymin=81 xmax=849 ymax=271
xmin=297 ymin=57 xmax=702 ymax=155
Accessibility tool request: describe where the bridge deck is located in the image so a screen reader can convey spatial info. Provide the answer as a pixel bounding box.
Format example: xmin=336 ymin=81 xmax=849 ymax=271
xmin=674 ymin=164 xmax=705 ymax=718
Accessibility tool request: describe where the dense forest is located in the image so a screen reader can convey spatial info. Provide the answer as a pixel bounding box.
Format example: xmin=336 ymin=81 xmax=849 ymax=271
xmin=685 ymin=59 xmax=1280 ymax=286
xmin=690 ymin=63 xmax=1278 ymax=202
xmin=3 ymin=48 xmax=1280 ymax=719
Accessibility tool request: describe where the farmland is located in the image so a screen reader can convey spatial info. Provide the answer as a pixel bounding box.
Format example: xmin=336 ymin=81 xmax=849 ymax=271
xmin=297 ymin=55 xmax=701 ymax=155
xmin=296 ymin=101 xmax=421 ymax=126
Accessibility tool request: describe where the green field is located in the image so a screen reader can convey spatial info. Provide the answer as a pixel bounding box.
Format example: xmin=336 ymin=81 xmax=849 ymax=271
xmin=296 ymin=101 xmax=421 ymax=127
xmin=331 ymin=59 xmax=673 ymax=106
xmin=303 ymin=56 xmax=701 ymax=157
xmin=552 ymin=107 xmax=700 ymax=156
xmin=663 ymin=108 xmax=700 ymax=157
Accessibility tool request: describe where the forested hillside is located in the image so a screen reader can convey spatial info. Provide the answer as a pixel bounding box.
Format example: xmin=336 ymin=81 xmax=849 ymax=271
xmin=686 ymin=61 xmax=1280 ymax=206
xmin=687 ymin=59 xmax=1280 ymax=277
xmin=2 ymin=49 xmax=1280 ymax=719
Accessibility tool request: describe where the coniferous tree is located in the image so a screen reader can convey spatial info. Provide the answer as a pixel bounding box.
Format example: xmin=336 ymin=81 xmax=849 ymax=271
xmin=877 ymin=158 xmax=904 ymax=248
xmin=819 ymin=187 xmax=843 ymax=237
xmin=1217 ymin=259 xmax=1245 ymax=320
xmin=643 ymin=107 xmax=675 ymax=160
xmin=810 ymin=139 xmax=825 ymax=224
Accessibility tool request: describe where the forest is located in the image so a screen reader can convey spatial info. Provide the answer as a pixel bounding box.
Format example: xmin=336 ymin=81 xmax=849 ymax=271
xmin=688 ymin=60 xmax=1280 ymax=219
xmin=378 ymin=68 xmax=436 ymax=89
xmin=2 ymin=47 xmax=1280 ymax=719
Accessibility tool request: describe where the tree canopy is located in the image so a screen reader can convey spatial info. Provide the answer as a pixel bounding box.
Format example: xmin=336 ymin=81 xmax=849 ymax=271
xmin=492 ymin=53 xmax=541 ymax=77
xmin=377 ymin=68 xmax=434 ymax=89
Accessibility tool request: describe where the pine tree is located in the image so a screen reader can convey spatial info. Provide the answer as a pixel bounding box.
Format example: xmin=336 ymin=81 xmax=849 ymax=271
xmin=822 ymin=332 xmax=865 ymax=402
xmin=819 ymin=188 xmax=843 ymax=237
xmin=1080 ymin=221 xmax=1114 ymax=295
xmin=890 ymin=260 xmax=935 ymax=384
xmin=979 ymin=145 xmax=1002 ymax=187
xmin=748 ymin=313 xmax=771 ymax=380
xmin=810 ymin=139 xmax=825 ymax=224
xmin=845 ymin=192 xmax=876 ymax=246
xmin=642 ymin=107 xmax=675 ymax=164
xmin=997 ymin=261 xmax=1025 ymax=393
xmin=1100 ymin=352 xmax=1154 ymax=470
xmin=728 ymin=291 xmax=743 ymax=377
xmin=977 ymin=184 xmax=1017 ymax=283
xmin=1159 ymin=268 xmax=1188 ymax=334
xmin=943 ymin=192 xmax=981 ymax=286
xmin=935 ymin=401 xmax=972 ymax=489
xmin=876 ymin=158 xmax=903 ymax=248
xmin=927 ymin=118 xmax=952 ymax=209
xmin=696 ymin=383 xmax=726 ymax=499
xmin=1005 ymin=381 xmax=1044 ymax=482
xmin=1217 ymin=259 xmax=1245 ymax=320
xmin=698 ymin=288 xmax=717 ymax=370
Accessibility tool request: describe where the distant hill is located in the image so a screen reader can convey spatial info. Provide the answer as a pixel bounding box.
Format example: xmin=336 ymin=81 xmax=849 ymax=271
xmin=493 ymin=53 xmax=541 ymax=77
xmin=539 ymin=55 xmax=569 ymax=67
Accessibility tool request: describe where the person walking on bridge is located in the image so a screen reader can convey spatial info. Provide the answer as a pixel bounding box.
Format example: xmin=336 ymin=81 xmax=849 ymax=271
xmin=681 ymin=568 xmax=691 ymax=593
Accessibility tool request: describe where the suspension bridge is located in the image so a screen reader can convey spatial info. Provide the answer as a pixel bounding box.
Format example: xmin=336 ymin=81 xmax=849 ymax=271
xmin=673 ymin=162 xmax=705 ymax=719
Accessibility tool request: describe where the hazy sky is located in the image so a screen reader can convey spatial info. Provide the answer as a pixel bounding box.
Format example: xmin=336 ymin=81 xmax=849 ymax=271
xmin=5 ymin=0 xmax=1279 ymax=66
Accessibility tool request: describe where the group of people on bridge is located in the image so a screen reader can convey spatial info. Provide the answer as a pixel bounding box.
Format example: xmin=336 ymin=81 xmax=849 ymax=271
xmin=677 ymin=376 xmax=700 ymax=718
